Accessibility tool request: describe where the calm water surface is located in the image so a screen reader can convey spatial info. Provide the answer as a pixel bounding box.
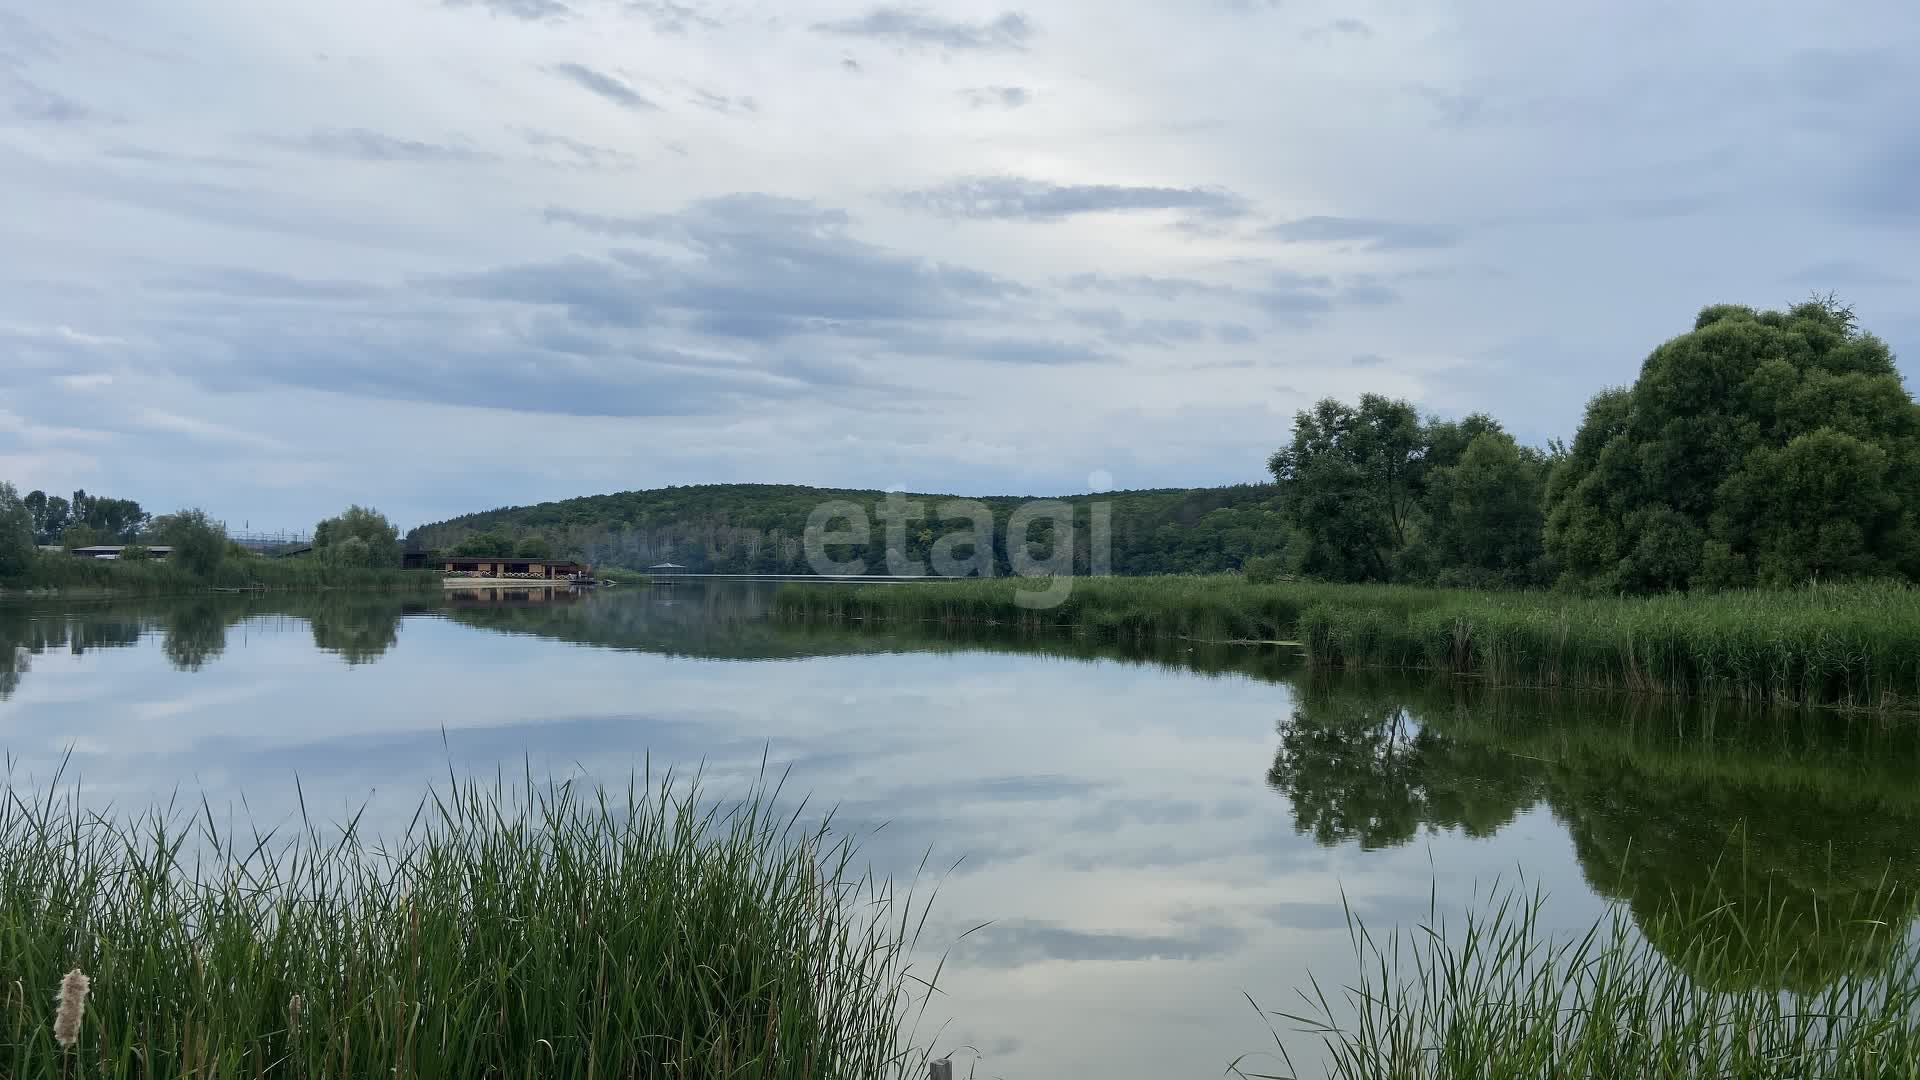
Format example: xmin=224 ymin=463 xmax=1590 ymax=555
xmin=4 ymin=584 xmax=1919 ymax=1078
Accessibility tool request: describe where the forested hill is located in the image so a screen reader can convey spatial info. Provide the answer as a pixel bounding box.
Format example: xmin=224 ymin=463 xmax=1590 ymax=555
xmin=406 ymin=483 xmax=1286 ymax=576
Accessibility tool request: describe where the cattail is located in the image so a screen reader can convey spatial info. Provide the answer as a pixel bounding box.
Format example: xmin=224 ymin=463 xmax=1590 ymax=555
xmin=288 ymin=993 xmax=303 ymax=1034
xmin=52 ymin=968 xmax=90 ymax=1051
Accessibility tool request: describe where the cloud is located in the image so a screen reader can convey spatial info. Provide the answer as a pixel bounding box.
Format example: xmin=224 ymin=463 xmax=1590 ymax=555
xmin=261 ymin=128 xmax=495 ymax=163
xmin=687 ymin=87 xmax=757 ymax=114
xmin=1781 ymin=260 xmax=1909 ymax=287
xmin=622 ymin=1 xmax=720 ymax=33
xmin=901 ymin=176 xmax=1249 ymax=222
xmin=1301 ymin=18 xmax=1372 ymax=41
xmin=812 ymin=8 xmax=1034 ymax=51
xmin=1857 ymin=135 xmax=1920 ymax=221
xmin=441 ymin=0 xmax=573 ymax=21
xmin=959 ymin=86 xmax=1030 ymax=109
xmin=1265 ymin=216 xmax=1462 ymax=250
xmin=548 ymin=63 xmax=658 ymax=111
xmin=4 ymin=74 xmax=102 ymax=126
xmin=521 ymin=129 xmax=639 ymax=170
xmin=1350 ymin=353 xmax=1389 ymax=368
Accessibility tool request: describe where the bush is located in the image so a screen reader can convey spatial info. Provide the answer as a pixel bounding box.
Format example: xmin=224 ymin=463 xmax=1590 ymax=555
xmin=1242 ymin=555 xmax=1287 ymax=584
xmin=150 ymin=509 xmax=227 ymax=576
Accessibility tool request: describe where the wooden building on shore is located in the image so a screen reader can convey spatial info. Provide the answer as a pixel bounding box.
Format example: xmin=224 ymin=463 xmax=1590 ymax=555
xmin=431 ymin=555 xmax=590 ymax=580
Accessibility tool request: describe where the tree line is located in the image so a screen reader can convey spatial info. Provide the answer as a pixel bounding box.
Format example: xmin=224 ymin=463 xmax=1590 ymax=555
xmin=1272 ymin=298 xmax=1920 ymax=591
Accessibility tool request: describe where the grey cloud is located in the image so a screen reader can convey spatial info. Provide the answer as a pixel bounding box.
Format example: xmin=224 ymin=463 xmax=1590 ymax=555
xmin=436 ymin=255 xmax=656 ymax=328
xmin=1266 ymin=215 xmax=1462 ymax=250
xmin=623 ymin=0 xmax=720 ymax=33
xmin=1070 ymin=309 xmax=1209 ymax=348
xmin=549 ymin=63 xmax=658 ymax=111
xmin=1857 ymin=135 xmax=1920 ymax=221
xmin=1061 ymin=273 xmax=1248 ymax=301
xmin=951 ymin=918 xmax=1246 ymax=967
xmin=959 ymin=86 xmax=1030 ymax=109
xmin=902 ymin=176 xmax=1249 ymax=222
xmin=442 ymin=0 xmax=573 ymax=21
xmin=1406 ymin=83 xmax=1487 ymax=128
xmin=1350 ymin=353 xmax=1389 ymax=368
xmin=1301 ymin=18 xmax=1371 ymax=41
xmin=262 ymin=128 xmax=495 ymax=163
xmin=5 ymin=74 xmax=101 ymax=127
xmin=521 ymin=129 xmax=639 ymax=170
xmin=1215 ymin=324 xmax=1256 ymax=345
xmin=159 ymin=267 xmax=385 ymax=301
xmin=687 ymin=88 xmax=757 ymax=114
xmin=1340 ymin=282 xmax=1399 ymax=306
xmin=1782 ymin=259 xmax=1909 ymax=287
xmin=1784 ymin=48 xmax=1904 ymax=105
xmin=813 ymin=7 xmax=1034 ymax=51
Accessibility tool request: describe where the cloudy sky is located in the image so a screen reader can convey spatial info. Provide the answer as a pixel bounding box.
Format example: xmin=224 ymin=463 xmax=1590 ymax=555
xmin=3 ymin=0 xmax=1916 ymax=531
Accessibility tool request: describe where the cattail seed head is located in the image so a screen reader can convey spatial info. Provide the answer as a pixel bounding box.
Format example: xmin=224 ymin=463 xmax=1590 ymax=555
xmin=52 ymin=968 xmax=90 ymax=1050
xmin=288 ymin=993 xmax=302 ymax=1033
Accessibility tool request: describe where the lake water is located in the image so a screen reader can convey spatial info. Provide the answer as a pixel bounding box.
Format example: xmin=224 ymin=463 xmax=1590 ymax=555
xmin=4 ymin=584 xmax=1919 ymax=1078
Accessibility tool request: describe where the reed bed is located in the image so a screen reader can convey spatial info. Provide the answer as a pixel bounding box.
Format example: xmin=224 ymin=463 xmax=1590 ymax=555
xmin=773 ymin=577 xmax=1920 ymax=711
xmin=0 ymin=768 xmax=940 ymax=1079
xmin=1237 ymin=883 xmax=1920 ymax=1080
xmin=2 ymin=552 xmax=436 ymax=596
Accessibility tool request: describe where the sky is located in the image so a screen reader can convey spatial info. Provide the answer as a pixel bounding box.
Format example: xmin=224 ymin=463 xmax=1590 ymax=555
xmin=2 ymin=0 xmax=1917 ymax=533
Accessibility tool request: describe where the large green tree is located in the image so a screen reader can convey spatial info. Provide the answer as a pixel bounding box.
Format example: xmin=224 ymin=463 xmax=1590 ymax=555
xmin=0 ymin=483 xmax=35 ymax=577
xmin=1269 ymin=395 xmax=1425 ymax=581
xmin=314 ymin=505 xmax=402 ymax=568
xmin=1270 ymin=398 xmax=1551 ymax=586
xmin=1417 ymin=430 xmax=1552 ymax=587
xmin=1546 ymin=299 xmax=1920 ymax=592
xmin=151 ymin=509 xmax=228 ymax=576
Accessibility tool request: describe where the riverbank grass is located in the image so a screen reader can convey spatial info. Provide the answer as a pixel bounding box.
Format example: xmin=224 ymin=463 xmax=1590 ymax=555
xmin=2 ymin=550 xmax=438 ymax=596
xmin=1237 ymin=883 xmax=1920 ymax=1079
xmin=0 ymin=771 xmax=937 ymax=1079
xmin=773 ymin=576 xmax=1920 ymax=710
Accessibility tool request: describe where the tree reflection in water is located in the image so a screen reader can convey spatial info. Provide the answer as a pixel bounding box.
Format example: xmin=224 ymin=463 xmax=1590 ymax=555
xmin=1265 ymin=674 xmax=1920 ymax=992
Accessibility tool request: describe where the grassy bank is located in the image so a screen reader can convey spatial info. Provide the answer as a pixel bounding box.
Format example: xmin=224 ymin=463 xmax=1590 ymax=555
xmin=1 ymin=551 xmax=438 ymax=596
xmin=773 ymin=576 xmax=1920 ymax=710
xmin=1238 ymin=883 xmax=1920 ymax=1079
xmin=0 ymin=772 xmax=938 ymax=1079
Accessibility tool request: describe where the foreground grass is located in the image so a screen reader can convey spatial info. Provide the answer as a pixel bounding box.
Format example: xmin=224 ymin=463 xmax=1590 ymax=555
xmin=774 ymin=576 xmax=1920 ymax=711
xmin=0 ymin=770 xmax=939 ymax=1079
xmin=1237 ymin=883 xmax=1920 ymax=1080
xmin=3 ymin=551 xmax=437 ymax=596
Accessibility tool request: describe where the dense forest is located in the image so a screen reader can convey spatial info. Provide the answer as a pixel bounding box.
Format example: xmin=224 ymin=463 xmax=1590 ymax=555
xmin=411 ymin=298 xmax=1920 ymax=594
xmin=407 ymin=483 xmax=1288 ymax=577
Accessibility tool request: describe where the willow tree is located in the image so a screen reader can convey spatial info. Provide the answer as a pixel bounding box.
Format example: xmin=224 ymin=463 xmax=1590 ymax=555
xmin=1545 ymin=298 xmax=1920 ymax=592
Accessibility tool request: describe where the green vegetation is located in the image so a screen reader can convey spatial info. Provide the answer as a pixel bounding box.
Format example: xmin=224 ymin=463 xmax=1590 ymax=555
xmin=20 ymin=488 xmax=148 ymax=545
xmin=0 ymin=770 xmax=938 ymax=1079
xmin=1270 ymin=398 xmax=1551 ymax=587
xmin=1548 ymin=300 xmax=1920 ymax=592
xmin=2 ymin=549 xmax=432 ymax=597
xmin=410 ymin=483 xmax=1288 ymax=576
xmin=312 ymin=504 xmax=402 ymax=567
xmin=1237 ymin=883 xmax=1920 ymax=1080
xmin=0 ymin=482 xmax=32 ymax=578
xmin=774 ymin=576 xmax=1920 ymax=709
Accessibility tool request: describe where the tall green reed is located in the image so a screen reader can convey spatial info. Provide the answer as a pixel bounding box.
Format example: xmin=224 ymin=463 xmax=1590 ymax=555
xmin=0 ymin=763 xmax=944 ymax=1079
xmin=1235 ymin=879 xmax=1920 ymax=1080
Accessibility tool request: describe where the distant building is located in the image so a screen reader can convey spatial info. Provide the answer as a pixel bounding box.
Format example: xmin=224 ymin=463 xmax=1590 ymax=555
xmin=436 ymin=556 xmax=590 ymax=580
xmin=70 ymin=546 xmax=174 ymax=561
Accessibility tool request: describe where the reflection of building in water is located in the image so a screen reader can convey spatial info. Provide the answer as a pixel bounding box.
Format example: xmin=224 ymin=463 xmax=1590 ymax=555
xmin=442 ymin=587 xmax=586 ymax=608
